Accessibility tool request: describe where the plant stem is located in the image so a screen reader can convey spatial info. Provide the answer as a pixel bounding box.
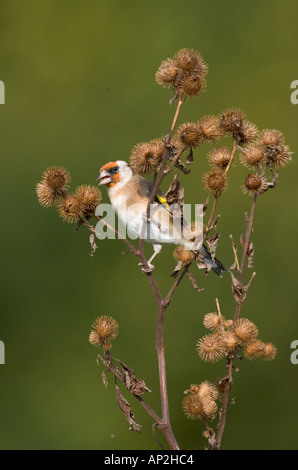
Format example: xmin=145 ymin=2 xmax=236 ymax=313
xmin=215 ymin=194 xmax=258 ymax=450
xmin=156 ymin=301 xmax=180 ymax=450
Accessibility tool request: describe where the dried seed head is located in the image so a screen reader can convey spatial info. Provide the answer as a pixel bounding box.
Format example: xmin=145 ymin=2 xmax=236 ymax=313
xmin=207 ymin=147 xmax=231 ymax=171
xmin=89 ymin=331 xmax=101 ymax=348
xmin=240 ymin=145 xmax=264 ymax=168
xmin=262 ymin=342 xmax=277 ymax=361
xmin=57 ymin=194 xmax=85 ymax=223
xmin=203 ymin=169 xmax=227 ymax=197
xmin=173 ymin=245 xmax=194 ymax=265
xmin=244 ymin=340 xmax=265 ymax=360
xmin=256 ymin=129 xmax=292 ymax=168
xmin=130 ymin=139 xmax=165 ymax=174
xmin=183 ymin=385 xmax=218 ymax=420
xmin=197 ymin=380 xmax=219 ymax=401
xmin=36 ymin=166 xmax=70 ymax=207
xmin=220 ymin=108 xmax=245 ymax=135
xmin=182 ymin=392 xmax=205 ymax=420
xmin=203 ymin=312 xmax=222 ymax=331
xmin=42 ymin=166 xmax=70 ymax=191
xmin=234 ymin=318 xmax=258 ymax=345
xmin=89 ymin=316 xmax=119 ymax=347
xmin=177 ymin=122 xmax=202 ymax=148
xmin=175 ymin=49 xmax=208 ymax=97
xmin=178 ymin=75 xmax=204 ymax=97
xmin=259 ymin=129 xmax=284 ymax=146
xmin=220 ymin=109 xmax=257 ymax=144
xmin=156 ymin=49 xmax=208 ymax=98
xmin=221 ymin=330 xmax=240 ymax=351
xmin=155 ymin=58 xmax=179 ymax=88
xmin=197 ymin=115 xmax=223 ymax=143
xmin=36 ymin=182 xmax=58 ymax=207
xmin=243 ymin=174 xmax=269 ymax=196
xmin=201 ymin=398 xmax=218 ymax=419
xmin=75 ymin=184 xmax=102 ymax=217
xmin=223 ymin=319 xmax=233 ymax=329
xmin=238 ymin=120 xmax=259 ymax=144
xmin=175 ymin=48 xmax=206 ymax=73
xmin=244 ymin=173 xmax=262 ymax=191
xmin=196 ymin=333 xmax=226 ymax=362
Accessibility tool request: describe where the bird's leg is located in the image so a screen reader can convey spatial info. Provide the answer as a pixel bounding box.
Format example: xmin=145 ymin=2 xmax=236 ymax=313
xmin=139 ymin=244 xmax=163 ymax=273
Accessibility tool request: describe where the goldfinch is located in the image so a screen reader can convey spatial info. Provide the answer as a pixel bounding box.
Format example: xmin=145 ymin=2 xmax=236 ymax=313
xmin=98 ymin=160 xmax=227 ymax=276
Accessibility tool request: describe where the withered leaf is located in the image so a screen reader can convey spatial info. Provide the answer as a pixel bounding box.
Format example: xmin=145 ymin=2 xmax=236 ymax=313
xmin=230 ymin=271 xmax=243 ymax=304
xmin=240 ymin=236 xmax=254 ymax=268
xmin=203 ymin=195 xmax=210 ymax=216
xmin=175 ymin=158 xmax=191 ymax=174
xmin=89 ymin=233 xmax=98 ymax=257
xmin=207 ymin=214 xmax=220 ymax=234
xmin=165 ymin=174 xmax=185 ymax=209
xmin=229 ymin=234 xmax=240 ymax=273
xmin=121 ymin=362 xmax=151 ymax=396
xmin=240 ymin=234 xmax=246 ymax=249
xmin=170 ymin=260 xmax=183 ymax=278
xmin=196 ymin=252 xmax=212 ymax=275
xmin=115 ymin=384 xmax=142 ymax=433
xmin=247 ymin=241 xmax=254 ymax=268
xmin=187 ymin=270 xmax=204 ymax=293
xmin=186 ymin=148 xmax=194 ymax=165
xmin=101 ymin=370 xmax=108 ymax=388
xmin=229 ymin=261 xmax=237 ymax=271
xmin=206 ymin=233 xmax=220 ymax=263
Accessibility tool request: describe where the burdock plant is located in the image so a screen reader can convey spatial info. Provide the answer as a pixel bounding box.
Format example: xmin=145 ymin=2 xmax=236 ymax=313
xmin=36 ymin=48 xmax=291 ymax=450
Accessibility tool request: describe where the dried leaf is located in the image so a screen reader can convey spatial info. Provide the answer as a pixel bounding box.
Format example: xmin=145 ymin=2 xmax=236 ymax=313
xmin=186 ymin=148 xmax=194 ymax=165
xmin=170 ymin=260 xmax=183 ymax=278
xmin=203 ymin=196 xmax=210 ymax=216
xmin=89 ymin=233 xmax=98 ymax=257
xmin=229 ymin=235 xmax=240 ymax=273
xmin=169 ymin=90 xmax=179 ymax=105
xmin=247 ymin=241 xmax=254 ymax=268
xmin=240 ymin=236 xmax=254 ymax=268
xmin=165 ymin=174 xmax=185 ymax=209
xmin=230 ymin=271 xmax=243 ymax=304
xmin=196 ymin=252 xmax=212 ymax=275
xmin=101 ymin=370 xmax=108 ymax=388
xmin=115 ymin=384 xmax=142 ymax=433
xmin=207 ymin=214 xmax=220 ymax=234
xmin=187 ymin=270 xmax=204 ymax=293
xmin=240 ymin=234 xmax=246 ymax=249
xmin=121 ymin=362 xmax=151 ymax=396
xmin=206 ymin=233 xmax=220 ymax=263
xmin=175 ymin=158 xmax=191 ymax=174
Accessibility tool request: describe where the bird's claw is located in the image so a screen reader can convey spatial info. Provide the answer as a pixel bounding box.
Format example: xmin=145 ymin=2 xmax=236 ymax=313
xmin=138 ymin=262 xmax=155 ymax=273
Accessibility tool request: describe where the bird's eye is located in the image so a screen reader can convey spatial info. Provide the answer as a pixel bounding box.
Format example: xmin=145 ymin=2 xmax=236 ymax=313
xmin=109 ymin=166 xmax=119 ymax=175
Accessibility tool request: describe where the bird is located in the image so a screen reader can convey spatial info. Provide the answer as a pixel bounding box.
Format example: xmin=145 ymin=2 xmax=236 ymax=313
xmin=98 ymin=160 xmax=228 ymax=276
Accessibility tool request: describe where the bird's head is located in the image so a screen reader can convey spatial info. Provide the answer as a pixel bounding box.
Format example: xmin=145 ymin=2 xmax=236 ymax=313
xmin=98 ymin=161 xmax=133 ymax=189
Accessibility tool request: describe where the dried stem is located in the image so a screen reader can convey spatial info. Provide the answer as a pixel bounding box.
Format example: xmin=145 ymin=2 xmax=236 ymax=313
xmin=215 ymin=193 xmax=258 ymax=450
xmin=134 ymin=90 xmax=187 ymax=450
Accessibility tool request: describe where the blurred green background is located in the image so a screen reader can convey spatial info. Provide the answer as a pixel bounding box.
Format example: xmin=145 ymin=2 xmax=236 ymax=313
xmin=0 ymin=0 xmax=297 ymax=450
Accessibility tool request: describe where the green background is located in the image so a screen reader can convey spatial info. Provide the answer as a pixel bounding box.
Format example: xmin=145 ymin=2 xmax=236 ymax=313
xmin=0 ymin=0 xmax=297 ymax=450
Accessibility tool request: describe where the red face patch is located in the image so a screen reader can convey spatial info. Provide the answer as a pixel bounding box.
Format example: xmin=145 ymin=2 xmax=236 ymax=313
xmin=100 ymin=161 xmax=118 ymax=172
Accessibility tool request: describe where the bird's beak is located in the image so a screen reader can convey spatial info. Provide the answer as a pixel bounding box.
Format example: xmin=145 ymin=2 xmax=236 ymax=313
xmin=97 ymin=169 xmax=112 ymax=186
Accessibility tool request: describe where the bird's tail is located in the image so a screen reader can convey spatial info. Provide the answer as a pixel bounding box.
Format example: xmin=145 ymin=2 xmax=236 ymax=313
xmin=199 ymin=244 xmax=229 ymax=277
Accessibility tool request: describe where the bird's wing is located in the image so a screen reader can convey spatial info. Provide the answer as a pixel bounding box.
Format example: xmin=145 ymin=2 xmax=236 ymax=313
xmin=134 ymin=175 xmax=187 ymax=230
